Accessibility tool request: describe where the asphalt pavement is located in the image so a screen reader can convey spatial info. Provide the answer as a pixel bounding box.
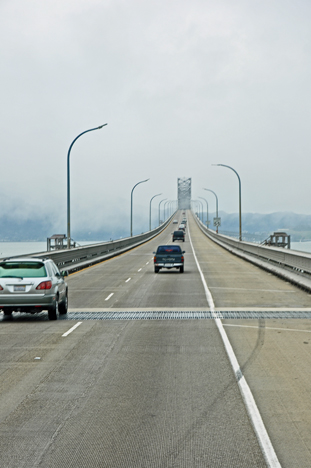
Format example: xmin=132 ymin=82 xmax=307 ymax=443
xmin=1 ymin=212 xmax=311 ymax=467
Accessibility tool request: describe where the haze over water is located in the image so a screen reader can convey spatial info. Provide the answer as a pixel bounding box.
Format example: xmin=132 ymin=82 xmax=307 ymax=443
xmin=0 ymin=241 xmax=104 ymax=259
xmin=0 ymin=240 xmax=310 ymax=260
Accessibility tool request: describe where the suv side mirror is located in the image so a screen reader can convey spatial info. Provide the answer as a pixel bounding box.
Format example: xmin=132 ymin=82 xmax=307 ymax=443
xmin=61 ymin=270 xmax=69 ymax=277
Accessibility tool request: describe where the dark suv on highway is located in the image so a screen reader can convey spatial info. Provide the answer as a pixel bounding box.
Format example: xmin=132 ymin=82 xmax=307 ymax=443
xmin=172 ymin=230 xmax=185 ymax=242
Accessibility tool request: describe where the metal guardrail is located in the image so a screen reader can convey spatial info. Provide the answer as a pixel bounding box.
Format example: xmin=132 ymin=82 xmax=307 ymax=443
xmin=192 ymin=211 xmax=311 ymax=291
xmin=7 ymin=215 xmax=175 ymax=273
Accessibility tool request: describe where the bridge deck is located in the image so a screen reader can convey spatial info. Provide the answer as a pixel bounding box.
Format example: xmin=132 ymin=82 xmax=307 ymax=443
xmin=1 ymin=212 xmax=311 ymax=467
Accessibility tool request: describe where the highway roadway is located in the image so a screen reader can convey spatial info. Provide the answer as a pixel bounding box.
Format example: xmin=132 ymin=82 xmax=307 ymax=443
xmin=1 ymin=212 xmax=311 ymax=467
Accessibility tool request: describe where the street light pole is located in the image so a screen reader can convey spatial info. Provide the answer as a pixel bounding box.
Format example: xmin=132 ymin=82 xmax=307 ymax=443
xmin=130 ymin=179 xmax=150 ymax=237
xmin=197 ymin=200 xmax=203 ymax=222
xmin=199 ymin=197 xmax=209 ymax=227
xmin=192 ymin=199 xmax=202 ymax=221
xmin=67 ymin=124 xmax=107 ymax=249
xmin=191 ymin=200 xmax=196 ymax=217
xmin=164 ymin=200 xmax=171 ymax=221
xmin=203 ymin=188 xmax=219 ymax=233
xmin=213 ymin=164 xmax=242 ymax=240
xmin=149 ymin=193 xmax=161 ymax=231
xmin=168 ymin=200 xmax=174 ymax=217
xmin=158 ymin=198 xmax=167 ymax=225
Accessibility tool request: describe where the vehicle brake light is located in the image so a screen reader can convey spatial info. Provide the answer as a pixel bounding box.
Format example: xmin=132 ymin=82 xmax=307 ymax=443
xmin=36 ymin=281 xmax=52 ymax=290
xmin=0 ymin=285 xmax=3 ymax=290
xmin=154 ymin=256 xmax=156 ymax=263
xmin=181 ymin=256 xmax=184 ymax=262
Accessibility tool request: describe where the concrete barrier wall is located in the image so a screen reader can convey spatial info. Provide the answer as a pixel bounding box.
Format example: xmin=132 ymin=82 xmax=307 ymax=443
xmin=32 ymin=214 xmax=175 ymax=273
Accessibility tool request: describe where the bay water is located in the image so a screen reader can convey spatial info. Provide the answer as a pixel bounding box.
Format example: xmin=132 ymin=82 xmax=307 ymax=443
xmin=0 ymin=240 xmax=311 ymax=260
xmin=0 ymin=241 xmax=104 ymax=259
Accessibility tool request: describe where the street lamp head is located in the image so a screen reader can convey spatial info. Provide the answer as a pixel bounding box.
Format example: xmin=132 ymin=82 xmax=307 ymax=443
xmin=98 ymin=123 xmax=108 ymax=129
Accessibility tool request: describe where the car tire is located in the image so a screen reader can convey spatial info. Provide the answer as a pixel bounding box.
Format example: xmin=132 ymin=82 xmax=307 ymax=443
xmin=154 ymin=267 xmax=159 ymax=273
xmin=48 ymin=299 xmax=58 ymax=320
xmin=180 ymin=266 xmax=184 ymax=273
xmin=59 ymin=292 xmax=68 ymax=315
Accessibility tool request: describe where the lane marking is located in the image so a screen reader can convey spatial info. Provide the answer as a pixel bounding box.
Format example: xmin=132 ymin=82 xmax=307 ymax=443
xmin=188 ymin=219 xmax=281 ymax=468
xmin=105 ymin=293 xmax=114 ymax=301
xmin=138 ymin=268 xmax=142 ymax=272
xmin=125 ymin=278 xmax=131 ymax=283
xmin=62 ymin=322 xmax=82 ymax=337
xmin=146 ymin=262 xmax=149 ymax=265
xmin=224 ymin=324 xmax=311 ymax=333
xmin=209 ymin=287 xmax=295 ymax=293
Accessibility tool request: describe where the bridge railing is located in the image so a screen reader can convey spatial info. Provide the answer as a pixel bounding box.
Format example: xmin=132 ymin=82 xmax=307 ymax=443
xmin=192 ymin=211 xmax=311 ymax=291
xmin=12 ymin=214 xmax=176 ymax=273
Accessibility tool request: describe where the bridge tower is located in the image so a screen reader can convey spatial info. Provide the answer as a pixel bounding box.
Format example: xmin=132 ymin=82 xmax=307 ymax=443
xmin=178 ymin=177 xmax=191 ymax=210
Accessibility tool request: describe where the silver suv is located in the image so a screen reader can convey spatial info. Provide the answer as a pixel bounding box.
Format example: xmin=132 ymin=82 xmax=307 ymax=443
xmin=0 ymin=257 xmax=68 ymax=320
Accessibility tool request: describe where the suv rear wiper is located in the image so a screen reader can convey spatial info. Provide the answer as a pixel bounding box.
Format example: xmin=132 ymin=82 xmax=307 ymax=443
xmin=0 ymin=275 xmax=24 ymax=279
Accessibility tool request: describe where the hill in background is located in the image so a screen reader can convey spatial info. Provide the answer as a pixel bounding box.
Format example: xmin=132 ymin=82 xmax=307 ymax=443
xmin=1 ymin=211 xmax=311 ymax=242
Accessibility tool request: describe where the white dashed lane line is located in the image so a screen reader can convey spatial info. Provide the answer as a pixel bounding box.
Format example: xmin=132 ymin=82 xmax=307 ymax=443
xmin=62 ymin=322 xmax=82 ymax=337
xmin=125 ymin=278 xmax=131 ymax=283
xmin=105 ymin=293 xmax=114 ymax=301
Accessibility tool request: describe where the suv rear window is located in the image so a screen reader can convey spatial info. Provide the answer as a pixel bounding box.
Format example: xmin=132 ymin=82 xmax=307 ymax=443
xmin=157 ymin=246 xmax=182 ymax=254
xmin=0 ymin=262 xmax=47 ymax=278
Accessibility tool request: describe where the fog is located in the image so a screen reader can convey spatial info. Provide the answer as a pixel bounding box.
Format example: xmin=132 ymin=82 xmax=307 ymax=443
xmin=1 ymin=0 xmax=310 ymax=236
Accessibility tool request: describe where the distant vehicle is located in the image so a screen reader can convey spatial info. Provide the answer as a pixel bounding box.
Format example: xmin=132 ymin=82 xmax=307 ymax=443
xmin=153 ymin=245 xmax=185 ymax=273
xmin=179 ymin=224 xmax=186 ymax=231
xmin=0 ymin=257 xmax=69 ymax=320
xmin=182 ymin=218 xmax=187 ymax=224
xmin=173 ymin=219 xmax=178 ymax=224
xmin=172 ymin=230 xmax=185 ymax=242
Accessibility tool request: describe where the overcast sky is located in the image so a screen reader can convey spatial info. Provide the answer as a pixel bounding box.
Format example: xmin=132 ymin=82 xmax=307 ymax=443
xmin=1 ymin=0 xmax=311 ymax=236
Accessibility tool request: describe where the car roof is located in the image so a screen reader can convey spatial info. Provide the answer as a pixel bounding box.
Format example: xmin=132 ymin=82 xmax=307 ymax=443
xmin=157 ymin=244 xmax=182 ymax=249
xmin=1 ymin=257 xmax=47 ymax=262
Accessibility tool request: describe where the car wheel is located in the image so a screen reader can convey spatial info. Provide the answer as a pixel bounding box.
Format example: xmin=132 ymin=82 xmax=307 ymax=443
xmin=154 ymin=267 xmax=159 ymax=273
xmin=3 ymin=308 xmax=12 ymax=316
xmin=48 ymin=299 xmax=58 ymax=320
xmin=59 ymin=292 xmax=68 ymax=315
xmin=180 ymin=266 xmax=184 ymax=273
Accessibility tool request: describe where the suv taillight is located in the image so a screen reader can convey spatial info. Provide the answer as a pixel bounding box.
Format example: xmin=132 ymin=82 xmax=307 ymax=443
xmin=181 ymin=256 xmax=184 ymax=263
xmin=36 ymin=281 xmax=52 ymax=290
xmin=0 ymin=285 xmax=3 ymax=290
xmin=154 ymin=256 xmax=156 ymax=263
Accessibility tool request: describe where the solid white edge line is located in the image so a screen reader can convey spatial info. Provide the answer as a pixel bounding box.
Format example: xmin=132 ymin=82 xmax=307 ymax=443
xmin=188 ymin=223 xmax=281 ymax=468
xmin=62 ymin=322 xmax=82 ymax=337
xmin=224 ymin=324 xmax=311 ymax=333
xmin=105 ymin=293 xmax=114 ymax=301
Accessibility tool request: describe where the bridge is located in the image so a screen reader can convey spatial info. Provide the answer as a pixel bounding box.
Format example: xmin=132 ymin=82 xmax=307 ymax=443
xmin=1 ymin=202 xmax=311 ymax=466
